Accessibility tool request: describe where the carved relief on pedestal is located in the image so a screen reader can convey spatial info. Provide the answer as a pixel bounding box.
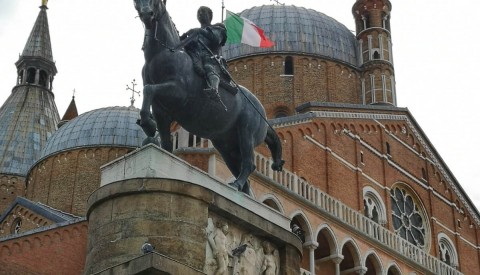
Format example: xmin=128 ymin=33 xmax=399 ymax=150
xmin=204 ymin=216 xmax=280 ymax=275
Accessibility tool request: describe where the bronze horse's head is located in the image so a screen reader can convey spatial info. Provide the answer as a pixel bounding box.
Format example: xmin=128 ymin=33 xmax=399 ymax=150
xmin=133 ymin=0 xmax=167 ymax=29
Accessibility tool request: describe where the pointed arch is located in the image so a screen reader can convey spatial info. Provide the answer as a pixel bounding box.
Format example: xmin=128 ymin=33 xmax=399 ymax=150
xmin=438 ymin=233 xmax=458 ymax=268
xmin=385 ymin=262 xmax=402 ymax=275
xmin=313 ymin=224 xmax=340 ymax=275
xmin=289 ymin=210 xmax=312 ymax=243
xmin=315 ymin=224 xmax=339 ymax=257
xmin=363 ymin=186 xmax=387 ymax=225
xmin=259 ymin=193 xmax=285 ymax=214
xmin=363 ymin=250 xmax=383 ymax=275
xmin=339 ymin=238 xmax=362 ymax=273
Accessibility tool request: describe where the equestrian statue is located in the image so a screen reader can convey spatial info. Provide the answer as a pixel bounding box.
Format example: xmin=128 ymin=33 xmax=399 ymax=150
xmin=133 ymin=0 xmax=284 ymax=194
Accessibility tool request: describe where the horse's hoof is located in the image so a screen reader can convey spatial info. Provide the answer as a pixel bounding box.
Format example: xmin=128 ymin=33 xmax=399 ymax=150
xmin=228 ymin=181 xmax=242 ymax=191
xmin=142 ymin=137 xmax=160 ymax=146
xmin=138 ymin=119 xmax=157 ymax=137
xmin=271 ymin=159 xmax=285 ymax=171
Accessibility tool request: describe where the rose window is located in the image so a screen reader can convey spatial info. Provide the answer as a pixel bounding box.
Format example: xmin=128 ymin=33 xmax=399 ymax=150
xmin=390 ymin=187 xmax=426 ymax=249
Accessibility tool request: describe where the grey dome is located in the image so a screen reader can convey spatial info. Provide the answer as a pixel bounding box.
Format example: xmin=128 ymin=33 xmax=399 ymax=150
xmin=41 ymin=106 xmax=146 ymax=158
xmin=223 ymin=5 xmax=358 ymax=66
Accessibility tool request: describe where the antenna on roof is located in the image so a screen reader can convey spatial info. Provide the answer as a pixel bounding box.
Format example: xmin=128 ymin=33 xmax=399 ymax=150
xmin=126 ymin=79 xmax=141 ymax=107
xmin=270 ymin=0 xmax=285 ymax=5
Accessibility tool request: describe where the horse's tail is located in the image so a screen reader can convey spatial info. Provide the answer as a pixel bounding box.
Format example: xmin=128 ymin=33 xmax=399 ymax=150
xmin=265 ymin=126 xmax=285 ymax=171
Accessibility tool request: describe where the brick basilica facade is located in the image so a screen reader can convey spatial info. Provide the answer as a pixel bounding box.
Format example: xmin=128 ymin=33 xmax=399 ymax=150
xmin=1 ymin=1 xmax=479 ymax=274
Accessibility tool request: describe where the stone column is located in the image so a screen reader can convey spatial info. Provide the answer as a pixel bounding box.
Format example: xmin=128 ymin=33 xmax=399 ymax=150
xmin=356 ymin=266 xmax=368 ymax=274
xmin=304 ymin=241 xmax=319 ymax=275
xmin=332 ymin=255 xmax=344 ymax=275
xmin=34 ymin=69 xmax=40 ymax=84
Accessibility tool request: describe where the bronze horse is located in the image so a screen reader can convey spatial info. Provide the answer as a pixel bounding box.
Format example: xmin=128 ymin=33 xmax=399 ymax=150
xmin=134 ymin=0 xmax=284 ymax=193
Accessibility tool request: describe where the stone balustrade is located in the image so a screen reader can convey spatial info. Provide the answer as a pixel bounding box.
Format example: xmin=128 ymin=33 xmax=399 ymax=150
xmin=171 ymin=130 xmax=461 ymax=275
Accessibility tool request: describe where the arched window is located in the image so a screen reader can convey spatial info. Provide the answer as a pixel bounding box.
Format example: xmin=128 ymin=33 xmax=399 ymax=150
xmin=438 ymin=233 xmax=458 ymax=268
xmin=382 ymin=13 xmax=391 ymax=31
xmin=363 ymin=186 xmax=387 ymax=225
xmin=11 ymin=218 xmax=22 ymax=234
xmin=364 ymin=14 xmax=370 ymax=29
xmin=273 ymin=106 xmax=289 ymax=118
xmin=373 ymin=50 xmax=380 ymax=60
xmin=284 ymin=56 xmax=294 ymax=75
xmin=390 ymin=185 xmax=429 ymax=250
xmin=26 ymin=68 xmax=36 ymax=84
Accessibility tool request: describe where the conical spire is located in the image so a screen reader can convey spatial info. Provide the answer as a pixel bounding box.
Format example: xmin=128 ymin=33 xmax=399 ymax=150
xmin=58 ymin=96 xmax=79 ymax=128
xmin=14 ymin=3 xmax=57 ymax=90
xmin=0 ymin=3 xmax=60 ymax=178
xmin=21 ymin=4 xmax=54 ymax=62
xmin=62 ymin=96 xmax=79 ymax=121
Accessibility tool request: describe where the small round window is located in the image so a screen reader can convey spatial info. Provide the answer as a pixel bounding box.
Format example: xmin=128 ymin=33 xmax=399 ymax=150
xmin=390 ymin=187 xmax=427 ymax=249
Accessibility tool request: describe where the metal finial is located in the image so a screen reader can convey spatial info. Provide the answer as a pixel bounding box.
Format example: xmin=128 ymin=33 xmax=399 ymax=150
xmin=72 ymin=89 xmax=76 ymax=98
xmin=126 ymin=79 xmax=141 ymax=107
xmin=270 ymin=0 xmax=285 ymax=5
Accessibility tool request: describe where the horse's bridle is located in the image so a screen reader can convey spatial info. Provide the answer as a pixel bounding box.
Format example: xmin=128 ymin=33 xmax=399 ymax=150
xmin=140 ymin=0 xmax=176 ymax=52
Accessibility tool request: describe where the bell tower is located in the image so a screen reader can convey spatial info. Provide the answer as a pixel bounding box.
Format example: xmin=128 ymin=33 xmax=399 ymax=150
xmin=0 ymin=1 xmax=60 ymax=213
xmin=353 ymin=0 xmax=396 ymax=106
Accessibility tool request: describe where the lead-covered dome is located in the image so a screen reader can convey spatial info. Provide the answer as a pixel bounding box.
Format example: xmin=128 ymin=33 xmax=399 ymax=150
xmin=223 ymin=5 xmax=358 ymax=66
xmin=40 ymin=106 xmax=146 ymax=158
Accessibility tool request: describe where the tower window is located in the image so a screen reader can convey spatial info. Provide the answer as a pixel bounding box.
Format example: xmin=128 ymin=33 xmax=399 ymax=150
xmin=383 ymin=13 xmax=391 ymax=31
xmin=39 ymin=70 xmax=48 ymax=87
xmin=284 ymin=56 xmax=293 ymax=75
xmin=26 ymin=68 xmax=36 ymax=84
xmin=386 ymin=142 xmax=391 ymax=155
xmin=373 ymin=50 xmax=380 ymax=60
xmin=364 ymin=14 xmax=370 ymax=29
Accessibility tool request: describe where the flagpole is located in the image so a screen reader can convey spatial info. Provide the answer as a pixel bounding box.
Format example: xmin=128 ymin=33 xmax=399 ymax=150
xmin=221 ymin=0 xmax=225 ymax=22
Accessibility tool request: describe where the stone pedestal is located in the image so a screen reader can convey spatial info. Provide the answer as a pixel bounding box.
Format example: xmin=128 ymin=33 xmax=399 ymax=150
xmin=85 ymin=144 xmax=302 ymax=274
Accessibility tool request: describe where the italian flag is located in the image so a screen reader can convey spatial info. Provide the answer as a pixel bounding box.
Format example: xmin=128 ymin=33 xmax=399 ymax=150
xmin=225 ymin=10 xmax=274 ymax=48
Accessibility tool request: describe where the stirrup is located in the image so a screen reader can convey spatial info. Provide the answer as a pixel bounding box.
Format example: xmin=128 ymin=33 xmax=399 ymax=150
xmin=203 ymin=87 xmax=219 ymax=99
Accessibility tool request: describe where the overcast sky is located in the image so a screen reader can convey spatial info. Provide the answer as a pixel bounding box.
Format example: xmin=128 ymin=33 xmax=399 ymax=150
xmin=1 ymin=0 xmax=479 ymax=210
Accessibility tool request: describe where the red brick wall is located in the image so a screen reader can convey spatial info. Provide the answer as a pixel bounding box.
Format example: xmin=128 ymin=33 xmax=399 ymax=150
xmin=0 ymin=221 xmax=88 ymax=275
xmin=228 ymin=55 xmax=361 ymax=119
xmin=269 ymin=110 xmax=480 ymax=272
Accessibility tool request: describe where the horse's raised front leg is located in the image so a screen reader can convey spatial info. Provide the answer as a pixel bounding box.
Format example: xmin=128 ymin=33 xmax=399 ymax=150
xmin=137 ymin=84 xmax=157 ymax=138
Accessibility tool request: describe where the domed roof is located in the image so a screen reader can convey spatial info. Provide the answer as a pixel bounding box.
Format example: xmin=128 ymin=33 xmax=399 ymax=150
xmin=223 ymin=5 xmax=358 ymax=66
xmin=41 ymin=106 xmax=146 ymax=158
